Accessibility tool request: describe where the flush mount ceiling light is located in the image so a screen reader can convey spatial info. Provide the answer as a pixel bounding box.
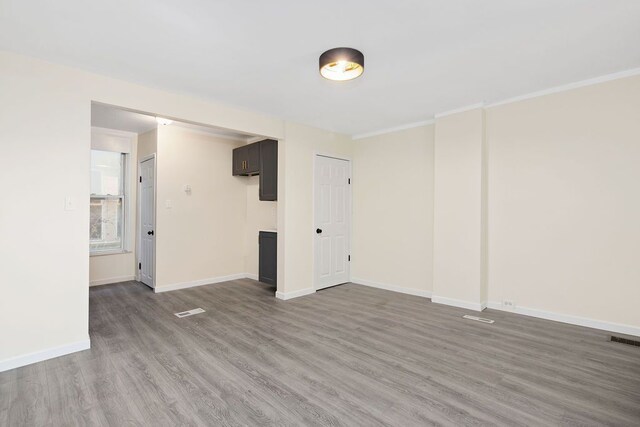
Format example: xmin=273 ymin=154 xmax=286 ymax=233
xmin=319 ymin=47 xmax=364 ymax=81
xmin=156 ymin=117 xmax=173 ymax=126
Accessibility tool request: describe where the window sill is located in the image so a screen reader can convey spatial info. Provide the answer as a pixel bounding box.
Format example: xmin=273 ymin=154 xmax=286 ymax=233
xmin=90 ymin=250 xmax=132 ymax=257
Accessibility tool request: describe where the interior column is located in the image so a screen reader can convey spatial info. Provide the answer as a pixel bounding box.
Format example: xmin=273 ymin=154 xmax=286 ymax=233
xmin=432 ymin=106 xmax=488 ymax=311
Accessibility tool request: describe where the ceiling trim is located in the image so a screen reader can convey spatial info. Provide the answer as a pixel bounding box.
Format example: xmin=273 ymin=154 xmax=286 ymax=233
xmin=485 ymin=67 xmax=640 ymax=109
xmin=434 ymin=103 xmax=486 ymax=120
xmin=351 ymin=66 xmax=640 ymax=139
xmin=351 ymin=119 xmax=435 ymax=140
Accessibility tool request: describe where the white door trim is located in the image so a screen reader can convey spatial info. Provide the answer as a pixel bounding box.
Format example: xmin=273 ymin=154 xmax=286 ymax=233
xmin=312 ymin=153 xmax=352 ymax=291
xmin=137 ymin=154 xmax=156 ymax=288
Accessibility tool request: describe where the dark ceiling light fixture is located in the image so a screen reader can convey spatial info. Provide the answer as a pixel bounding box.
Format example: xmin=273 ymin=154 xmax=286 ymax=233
xmin=319 ymin=47 xmax=364 ymax=81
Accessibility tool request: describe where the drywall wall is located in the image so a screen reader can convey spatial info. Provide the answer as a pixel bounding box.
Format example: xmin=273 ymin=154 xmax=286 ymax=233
xmin=279 ymin=122 xmax=352 ymax=295
xmin=0 ymin=50 xmax=294 ymax=370
xmin=138 ymin=128 xmax=157 ymax=160
xmin=1 ymin=52 xmax=90 ymax=367
xmin=351 ymin=125 xmax=435 ymax=295
xmin=432 ymin=108 xmax=486 ymax=310
xmin=154 ymin=126 xmax=247 ymax=289
xmin=89 ymin=127 xmax=138 ymax=286
xmin=245 ymin=176 xmax=277 ymax=277
xmin=486 ymin=75 xmax=640 ymax=329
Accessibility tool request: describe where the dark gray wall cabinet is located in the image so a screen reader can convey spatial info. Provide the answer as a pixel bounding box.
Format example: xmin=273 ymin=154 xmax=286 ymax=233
xmin=259 ymin=231 xmax=277 ymax=286
xmin=233 ymin=139 xmax=277 ymax=201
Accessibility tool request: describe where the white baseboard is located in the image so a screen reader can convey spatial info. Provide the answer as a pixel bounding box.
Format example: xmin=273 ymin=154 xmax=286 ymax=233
xmin=154 ymin=273 xmax=250 ymax=293
xmin=244 ymin=273 xmax=259 ymax=281
xmin=351 ymin=277 xmax=432 ymax=298
xmin=487 ymin=301 xmax=640 ymax=337
xmin=275 ymin=287 xmax=316 ymax=300
xmin=90 ymin=275 xmax=136 ymax=287
xmin=431 ymin=295 xmax=486 ymax=312
xmin=0 ymin=337 xmax=91 ymax=373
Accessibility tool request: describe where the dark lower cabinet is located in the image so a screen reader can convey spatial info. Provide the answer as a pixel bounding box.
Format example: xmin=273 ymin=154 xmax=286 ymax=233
xmin=259 ymin=231 xmax=277 ymax=286
xmin=232 ymin=139 xmax=277 ymax=200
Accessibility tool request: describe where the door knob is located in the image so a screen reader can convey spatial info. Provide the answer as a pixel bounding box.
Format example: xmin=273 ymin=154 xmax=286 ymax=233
xmin=316 ymin=228 xmax=322 ymax=234
xmin=147 ymin=230 xmax=154 ymax=236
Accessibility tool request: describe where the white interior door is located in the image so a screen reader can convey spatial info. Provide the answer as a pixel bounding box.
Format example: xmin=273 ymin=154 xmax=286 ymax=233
xmin=139 ymin=157 xmax=155 ymax=288
xmin=314 ymin=155 xmax=351 ymax=290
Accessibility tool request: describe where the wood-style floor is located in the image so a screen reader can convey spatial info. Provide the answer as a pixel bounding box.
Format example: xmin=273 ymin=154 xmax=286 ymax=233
xmin=1 ymin=280 xmax=639 ymax=426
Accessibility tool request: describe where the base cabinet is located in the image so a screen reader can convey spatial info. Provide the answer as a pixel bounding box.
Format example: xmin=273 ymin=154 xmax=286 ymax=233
xmin=259 ymin=231 xmax=277 ymax=286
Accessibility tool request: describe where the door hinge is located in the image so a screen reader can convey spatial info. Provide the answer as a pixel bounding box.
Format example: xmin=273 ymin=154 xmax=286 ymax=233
xmin=138 ymin=262 xmax=141 ymax=270
xmin=348 ymin=255 xmax=351 ymax=261
xmin=139 ymin=176 xmax=142 ymax=183
xmin=348 ymin=178 xmax=351 ymax=184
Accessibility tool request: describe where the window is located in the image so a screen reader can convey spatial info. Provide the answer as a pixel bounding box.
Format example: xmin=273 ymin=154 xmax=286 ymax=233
xmin=90 ymin=150 xmax=127 ymax=253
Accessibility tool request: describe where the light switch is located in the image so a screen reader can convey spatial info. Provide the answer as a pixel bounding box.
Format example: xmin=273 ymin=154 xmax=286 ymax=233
xmin=165 ymin=199 xmax=172 ymax=209
xmin=65 ymin=196 xmax=76 ymax=211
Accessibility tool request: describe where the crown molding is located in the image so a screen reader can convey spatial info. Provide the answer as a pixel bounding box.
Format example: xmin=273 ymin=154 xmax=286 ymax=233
xmin=434 ymin=103 xmax=485 ymax=119
xmin=351 ymin=119 xmax=434 ymax=140
xmin=350 ymin=67 xmax=640 ymax=140
xmin=485 ymin=67 xmax=640 ymax=109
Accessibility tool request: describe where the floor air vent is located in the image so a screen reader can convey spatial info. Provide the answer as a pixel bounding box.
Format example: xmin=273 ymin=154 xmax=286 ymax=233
xmin=174 ymin=308 xmax=205 ymax=318
xmin=463 ymin=315 xmax=495 ymax=324
xmin=610 ymin=336 xmax=640 ymax=347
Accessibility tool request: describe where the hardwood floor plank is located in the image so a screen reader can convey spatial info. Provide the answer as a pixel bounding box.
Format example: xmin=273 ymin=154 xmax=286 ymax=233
xmin=2 ymin=280 xmax=639 ymax=426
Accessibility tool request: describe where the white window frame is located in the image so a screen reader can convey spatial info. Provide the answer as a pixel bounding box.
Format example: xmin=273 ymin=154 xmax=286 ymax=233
xmin=90 ymin=151 xmax=128 ymax=255
xmin=90 ymin=127 xmax=136 ymax=257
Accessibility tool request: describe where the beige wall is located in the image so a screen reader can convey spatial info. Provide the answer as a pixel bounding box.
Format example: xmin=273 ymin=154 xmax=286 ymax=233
xmin=3 ymin=47 xmax=639 ymax=370
xmin=0 ymin=51 xmax=349 ymax=368
xmin=486 ymin=75 xmax=640 ymax=328
xmin=352 ymin=125 xmax=435 ymax=295
xmin=432 ymin=108 xmax=486 ymax=309
xmin=154 ymin=126 xmax=247 ymax=289
xmin=138 ymin=128 xmax=157 ymax=160
xmin=102 ymin=127 xmax=277 ymax=287
xmin=1 ymin=52 xmax=90 ymax=364
xmin=279 ymin=122 xmax=352 ymax=293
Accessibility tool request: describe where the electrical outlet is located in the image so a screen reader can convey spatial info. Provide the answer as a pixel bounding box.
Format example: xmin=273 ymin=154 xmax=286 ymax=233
xmin=503 ymin=300 xmax=516 ymax=310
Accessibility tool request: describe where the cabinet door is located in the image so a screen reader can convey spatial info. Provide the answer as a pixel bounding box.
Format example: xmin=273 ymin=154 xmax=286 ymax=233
xmin=259 ymin=139 xmax=278 ymax=200
xmin=246 ymin=142 xmax=260 ymax=174
xmin=232 ymin=146 xmax=248 ymax=176
xmin=259 ymin=231 xmax=277 ymax=286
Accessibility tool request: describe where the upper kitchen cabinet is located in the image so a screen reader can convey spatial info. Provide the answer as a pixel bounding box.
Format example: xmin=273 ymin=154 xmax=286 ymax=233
xmin=259 ymin=139 xmax=277 ymax=201
xmin=232 ymin=139 xmax=278 ymax=201
xmin=232 ymin=145 xmax=247 ymax=175
xmin=232 ymin=143 xmax=261 ymax=175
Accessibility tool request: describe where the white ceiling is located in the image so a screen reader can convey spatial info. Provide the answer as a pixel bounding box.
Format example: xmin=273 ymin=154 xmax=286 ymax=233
xmin=2 ymin=1 xmax=640 ymax=136
xmin=91 ymin=103 xmax=254 ymax=140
